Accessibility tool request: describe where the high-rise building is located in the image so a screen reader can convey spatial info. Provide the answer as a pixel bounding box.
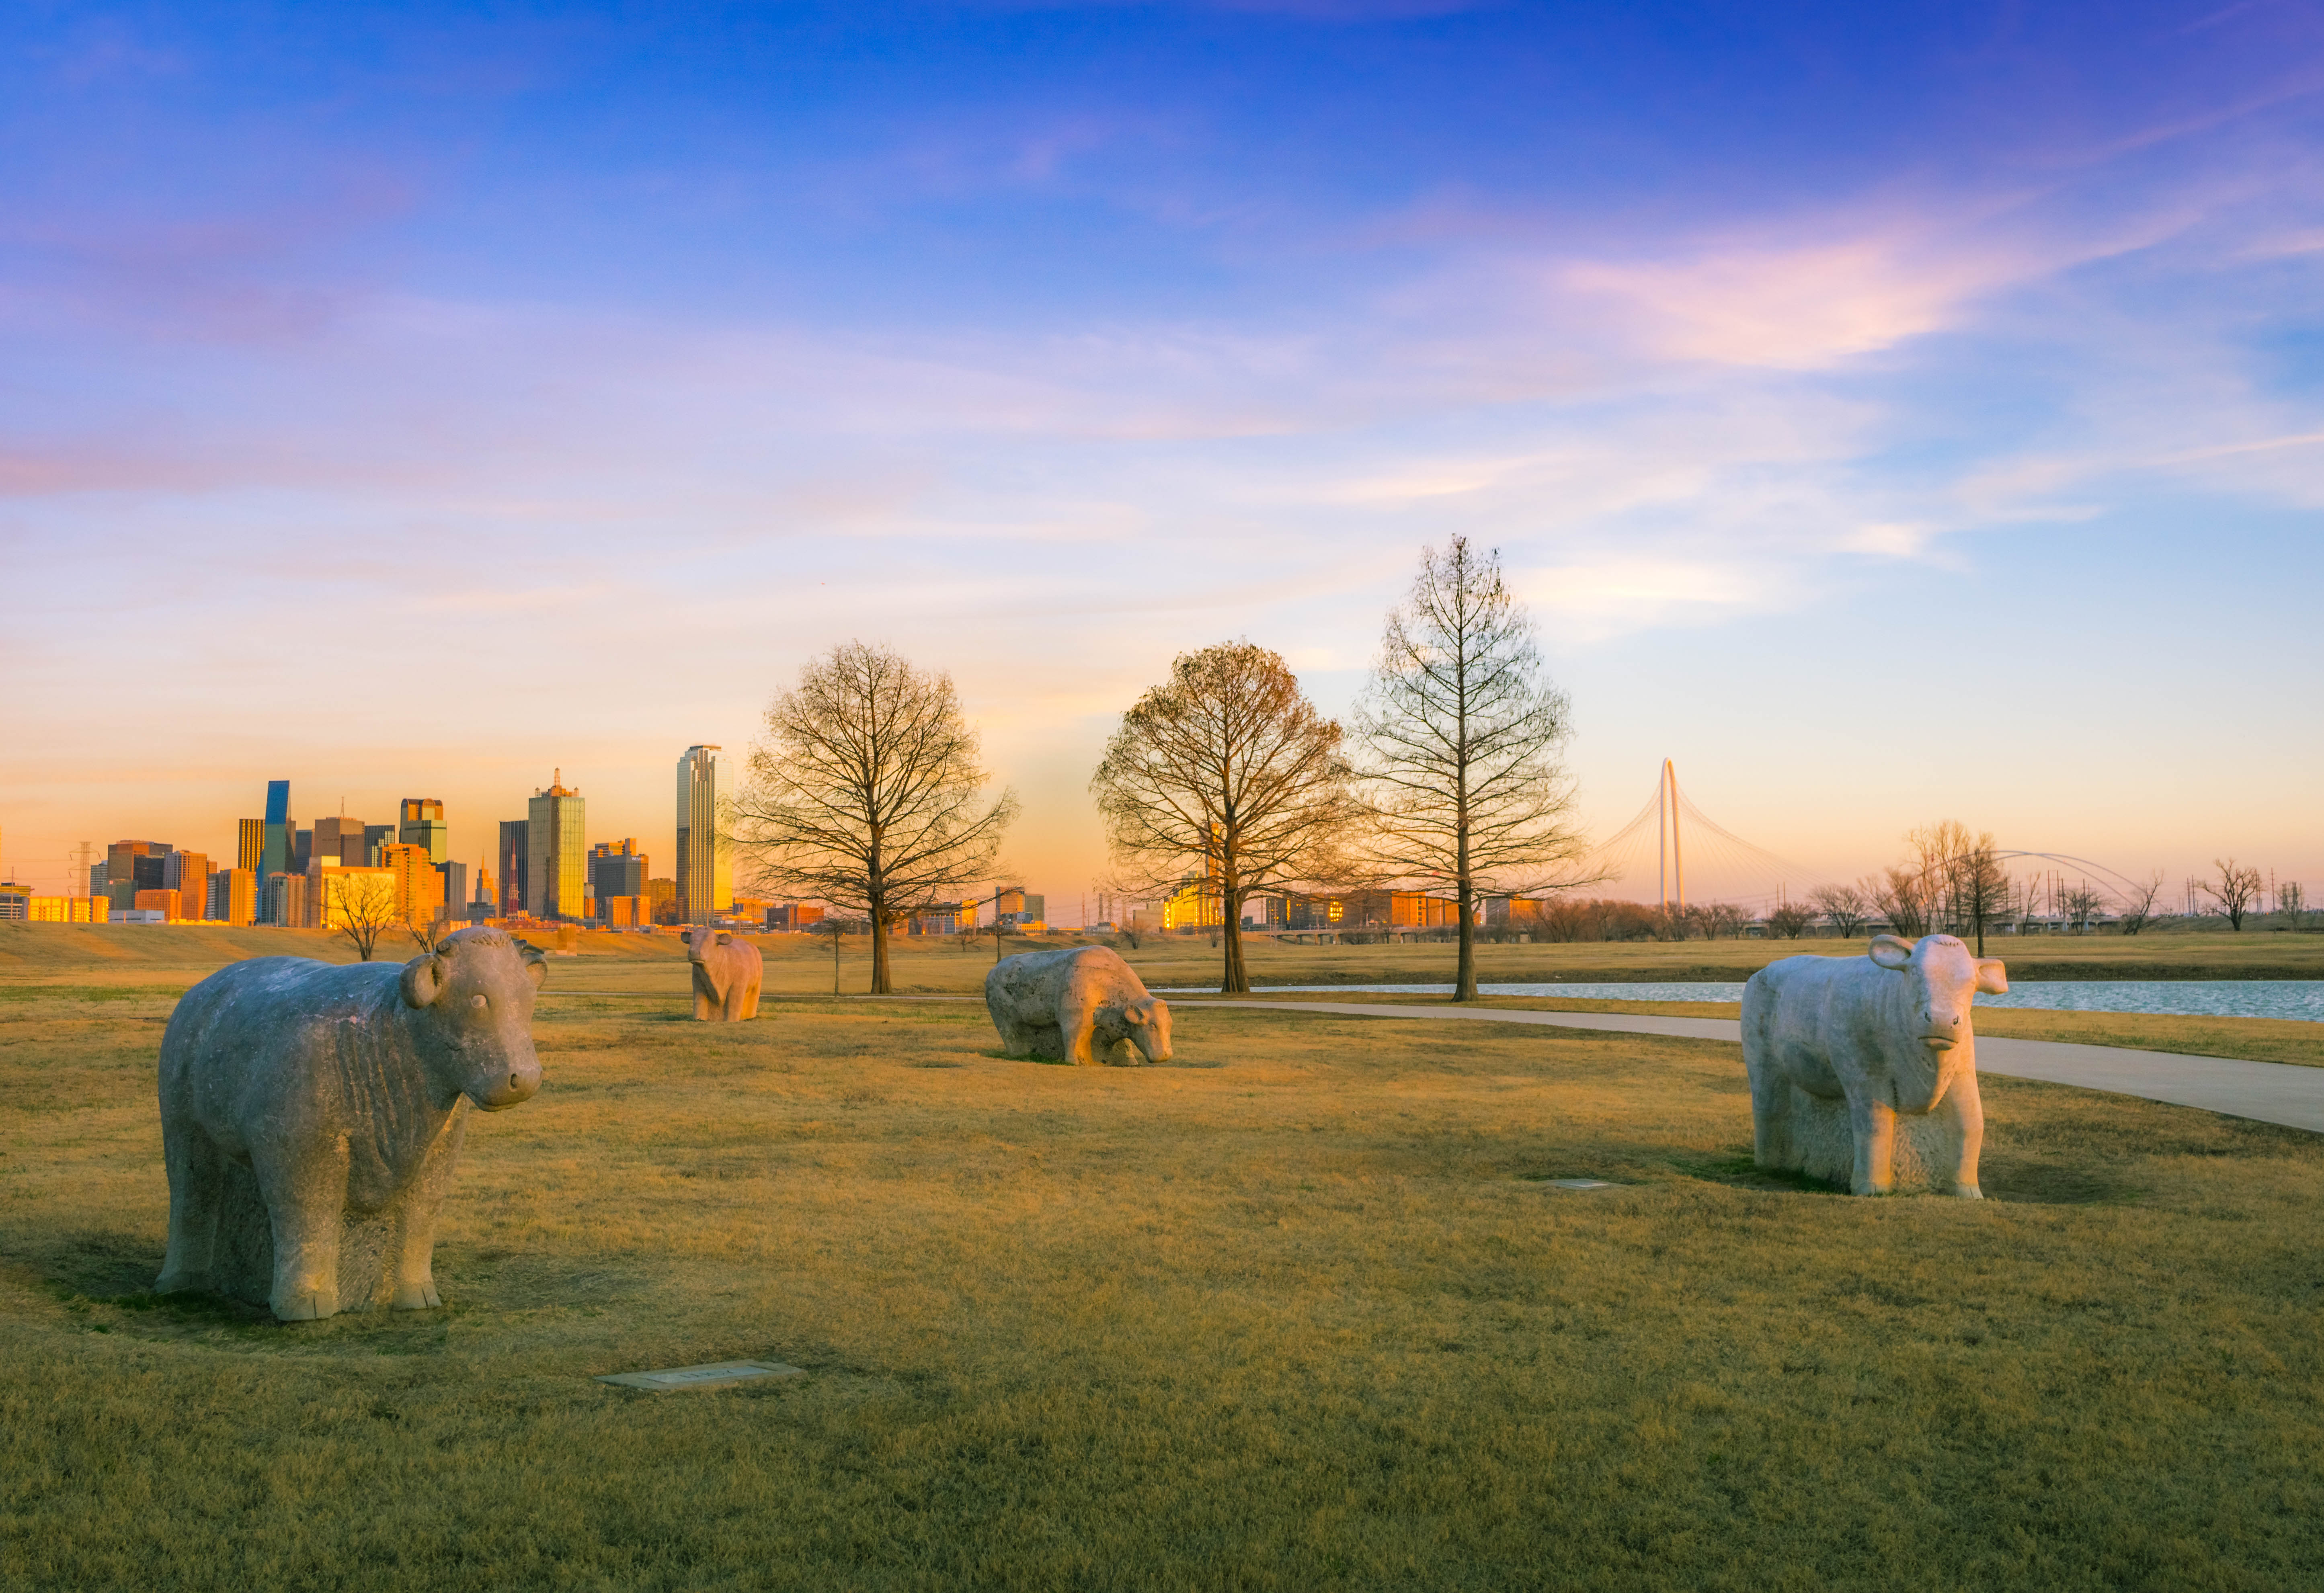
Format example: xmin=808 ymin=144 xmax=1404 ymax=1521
xmin=363 ymin=824 xmax=394 ymax=866
xmin=474 ymin=860 xmax=497 ymax=911
xmin=525 ymin=771 xmax=585 ymax=920
xmin=380 ymin=843 xmax=446 ymax=923
xmin=106 ymin=841 xmax=172 ymax=912
xmin=497 ymin=821 xmax=529 ymax=915
xmin=589 ymin=839 xmax=647 ymax=913
xmin=437 ymin=860 xmax=468 ymax=918
xmin=311 ymin=815 xmax=366 ymax=869
xmin=168 ymin=851 xmax=211 ymax=922
xmin=210 ymin=868 xmax=257 ymax=926
xmin=996 ymin=888 xmax=1046 ymax=929
xmin=264 ymin=871 xmax=309 ymax=929
xmin=399 ymin=799 xmax=447 ymax=865
xmin=237 ymin=818 xmax=264 ymax=874
xmin=646 ymin=876 xmax=676 ymax=925
xmin=261 ymin=780 xmax=293 ymax=881
xmin=675 ymin=745 xmax=731 ymax=924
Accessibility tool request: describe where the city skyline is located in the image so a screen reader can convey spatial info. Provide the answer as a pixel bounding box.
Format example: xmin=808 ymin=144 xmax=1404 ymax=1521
xmin=3 ymin=4 xmax=2320 ymax=912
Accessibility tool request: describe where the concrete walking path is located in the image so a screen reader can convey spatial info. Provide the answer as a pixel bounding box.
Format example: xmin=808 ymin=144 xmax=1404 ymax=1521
xmin=1186 ymin=999 xmax=2324 ymax=1135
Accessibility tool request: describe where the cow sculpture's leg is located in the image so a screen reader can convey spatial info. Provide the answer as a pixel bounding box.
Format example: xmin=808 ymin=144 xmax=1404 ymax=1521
xmin=1849 ymin=1095 xmax=1899 ymax=1196
xmin=157 ymin=1126 xmax=227 ymax=1295
xmin=738 ymin=980 xmax=760 ymax=1021
xmin=1945 ymin=1073 xmax=1986 ymax=1199
xmin=1748 ymin=1064 xmax=1794 ymax=1173
xmin=1058 ymin=992 xmax=1100 ymax=1066
xmin=390 ymin=1107 xmax=469 ymax=1309
xmin=256 ymin=1137 xmax=351 ymax=1320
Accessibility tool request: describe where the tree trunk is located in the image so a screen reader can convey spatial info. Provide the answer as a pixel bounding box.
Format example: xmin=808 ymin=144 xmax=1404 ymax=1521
xmin=1221 ymin=898 xmax=1248 ymax=994
xmin=870 ymin=914 xmax=891 ymax=994
xmin=1454 ymin=880 xmax=1477 ymax=1001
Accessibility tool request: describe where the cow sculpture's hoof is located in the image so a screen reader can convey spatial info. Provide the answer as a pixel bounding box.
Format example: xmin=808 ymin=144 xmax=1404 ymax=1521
xmin=394 ymin=1279 xmax=443 ymax=1310
xmin=274 ymin=1288 xmax=337 ymax=1322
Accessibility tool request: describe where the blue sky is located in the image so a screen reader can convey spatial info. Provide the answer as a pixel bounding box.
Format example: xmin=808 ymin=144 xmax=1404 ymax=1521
xmin=4 ymin=1 xmax=2321 ymax=912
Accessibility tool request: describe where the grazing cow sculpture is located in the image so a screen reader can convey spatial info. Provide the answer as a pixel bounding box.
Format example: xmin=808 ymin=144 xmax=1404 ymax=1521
xmin=156 ymin=927 xmax=547 ymax=1320
xmin=986 ymin=946 xmax=1173 ymax=1066
xmin=683 ymin=928 xmax=763 ymax=1021
xmin=1742 ymin=933 xmax=2006 ymax=1197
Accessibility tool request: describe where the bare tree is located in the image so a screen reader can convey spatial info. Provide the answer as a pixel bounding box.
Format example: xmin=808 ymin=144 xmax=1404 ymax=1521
xmin=2116 ymin=870 xmax=2165 ymax=935
xmin=406 ymin=905 xmax=452 ymax=954
xmin=1092 ymin=640 xmax=1352 ymax=995
xmin=1764 ymin=901 xmax=1818 ymax=939
xmin=1863 ymin=867 xmax=1927 ymax=937
xmin=1810 ymin=883 xmax=1870 ymax=939
xmin=1350 ymin=538 xmax=1591 ymax=1001
xmin=1703 ymin=902 xmax=1750 ymax=939
xmin=323 ymin=872 xmax=402 ymax=962
xmin=2061 ymin=884 xmax=2102 ymax=935
xmin=2204 ymin=858 xmax=2263 ymax=931
xmin=806 ymin=914 xmax=867 ymax=997
xmin=1953 ymin=834 xmax=2010 ymax=956
xmin=731 ymin=642 xmax=1019 ymax=996
xmin=2281 ymin=880 xmax=2308 ymax=930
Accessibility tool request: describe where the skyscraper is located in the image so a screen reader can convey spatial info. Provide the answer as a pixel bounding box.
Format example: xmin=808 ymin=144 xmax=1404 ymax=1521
xmin=311 ymin=814 xmax=366 ymax=868
xmin=168 ymin=851 xmax=211 ymax=923
xmin=236 ymin=818 xmax=264 ymax=874
xmin=526 ymin=771 xmax=585 ymax=921
xmin=261 ymin=780 xmax=293 ymax=882
xmin=399 ymin=798 xmax=447 ymax=864
xmin=675 ymin=744 xmax=731 ymax=924
xmin=497 ymin=820 xmax=529 ymax=915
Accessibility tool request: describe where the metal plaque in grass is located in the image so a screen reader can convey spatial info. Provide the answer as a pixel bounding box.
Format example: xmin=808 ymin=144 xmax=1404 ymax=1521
xmin=597 ymin=1360 xmax=803 ymax=1392
xmin=1544 ymin=1178 xmax=1614 ymax=1191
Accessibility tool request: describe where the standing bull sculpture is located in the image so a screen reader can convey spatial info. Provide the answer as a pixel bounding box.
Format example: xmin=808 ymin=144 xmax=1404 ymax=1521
xmin=986 ymin=946 xmax=1173 ymax=1066
xmin=1742 ymin=933 xmax=2006 ymax=1197
xmin=683 ymin=928 xmax=763 ymax=1021
xmin=156 ymin=926 xmax=547 ymax=1320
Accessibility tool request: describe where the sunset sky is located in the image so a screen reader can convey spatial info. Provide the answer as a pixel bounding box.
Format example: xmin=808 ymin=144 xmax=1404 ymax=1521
xmin=5 ymin=2 xmax=2321 ymax=914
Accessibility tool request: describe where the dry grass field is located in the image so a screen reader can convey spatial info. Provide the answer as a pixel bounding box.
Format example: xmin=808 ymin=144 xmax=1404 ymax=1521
xmin=5 ymin=927 xmax=2324 ymax=1589
xmin=8 ymin=919 xmax=2324 ymax=995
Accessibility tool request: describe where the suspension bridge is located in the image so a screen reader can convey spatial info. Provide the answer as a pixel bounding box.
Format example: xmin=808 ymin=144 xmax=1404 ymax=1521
xmin=1582 ymin=761 xmax=2143 ymax=914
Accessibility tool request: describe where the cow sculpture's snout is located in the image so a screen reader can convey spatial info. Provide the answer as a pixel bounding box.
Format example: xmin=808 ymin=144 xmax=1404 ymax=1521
xmin=472 ymin=1056 xmax=542 ymax=1111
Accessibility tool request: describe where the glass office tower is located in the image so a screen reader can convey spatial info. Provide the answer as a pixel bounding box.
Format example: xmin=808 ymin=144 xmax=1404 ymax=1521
xmin=675 ymin=745 xmax=731 ymax=924
xmin=526 ymin=772 xmax=586 ymax=921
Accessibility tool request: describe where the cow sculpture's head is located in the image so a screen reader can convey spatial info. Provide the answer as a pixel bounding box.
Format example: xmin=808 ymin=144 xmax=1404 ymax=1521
xmin=681 ymin=928 xmax=732 ymax=966
xmin=1120 ymin=995 xmax=1173 ymax=1064
xmin=1869 ymin=933 xmax=2007 ymax=1054
xmin=398 ymin=926 xmax=548 ymax=1110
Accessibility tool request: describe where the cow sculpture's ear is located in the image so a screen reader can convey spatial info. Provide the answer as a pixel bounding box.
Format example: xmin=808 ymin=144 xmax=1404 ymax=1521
xmin=1869 ymin=934 xmax=1916 ymax=971
xmin=522 ymin=945 xmax=549 ymax=990
xmin=400 ymin=952 xmax=451 ymax=1007
xmin=1975 ymin=959 xmax=2008 ymax=995
xmin=716 ymin=933 xmax=732 ymax=946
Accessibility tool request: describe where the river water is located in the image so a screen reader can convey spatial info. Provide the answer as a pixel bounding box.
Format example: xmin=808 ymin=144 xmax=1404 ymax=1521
xmin=1159 ymin=981 xmax=2324 ymax=1022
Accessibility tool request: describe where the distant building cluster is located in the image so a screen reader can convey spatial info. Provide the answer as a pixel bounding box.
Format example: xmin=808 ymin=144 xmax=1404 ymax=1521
xmin=2 ymin=746 xmax=768 ymax=935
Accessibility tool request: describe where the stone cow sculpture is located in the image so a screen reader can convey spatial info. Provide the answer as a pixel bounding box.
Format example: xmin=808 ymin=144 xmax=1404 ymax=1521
xmin=1742 ymin=933 xmax=2006 ymax=1198
xmin=156 ymin=926 xmax=547 ymax=1320
xmin=986 ymin=946 xmax=1173 ymax=1066
xmin=682 ymin=927 xmax=762 ymax=1021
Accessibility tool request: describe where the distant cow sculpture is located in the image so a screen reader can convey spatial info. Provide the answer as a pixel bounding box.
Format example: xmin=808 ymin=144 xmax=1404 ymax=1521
xmin=683 ymin=928 xmax=763 ymax=1021
xmin=1742 ymin=933 xmax=2006 ymax=1197
xmin=156 ymin=927 xmax=547 ymax=1320
xmin=986 ymin=946 xmax=1173 ymax=1066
